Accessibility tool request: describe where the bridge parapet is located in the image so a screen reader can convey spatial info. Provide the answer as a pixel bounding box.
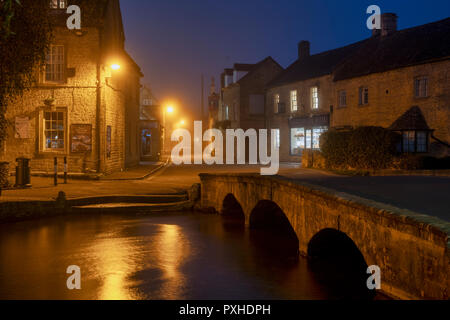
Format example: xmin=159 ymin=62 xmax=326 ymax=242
xmin=199 ymin=173 xmax=450 ymax=300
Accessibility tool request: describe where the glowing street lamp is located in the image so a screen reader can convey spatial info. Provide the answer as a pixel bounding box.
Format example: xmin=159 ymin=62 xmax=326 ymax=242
xmin=111 ymin=64 xmax=121 ymax=70
xmin=162 ymin=104 xmax=176 ymax=156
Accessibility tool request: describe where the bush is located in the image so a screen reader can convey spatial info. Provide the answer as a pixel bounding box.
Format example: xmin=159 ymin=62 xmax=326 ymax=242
xmin=320 ymin=127 xmax=399 ymax=170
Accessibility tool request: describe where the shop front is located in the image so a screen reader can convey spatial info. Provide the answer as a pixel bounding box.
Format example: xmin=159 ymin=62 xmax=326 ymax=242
xmin=289 ymin=114 xmax=329 ymax=156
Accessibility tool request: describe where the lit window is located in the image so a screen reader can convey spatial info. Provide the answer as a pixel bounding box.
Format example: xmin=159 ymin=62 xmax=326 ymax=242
xmin=273 ymin=129 xmax=280 ymax=148
xmin=50 ymin=0 xmax=67 ymax=9
xmin=359 ymin=87 xmax=369 ymax=105
xmin=143 ymin=99 xmax=152 ymax=106
xmin=224 ymin=105 xmax=229 ymax=120
xmin=44 ymin=111 xmax=65 ymax=151
xmin=274 ymin=94 xmax=280 ymax=113
xmin=291 ymin=128 xmax=305 ymax=155
xmin=290 ymin=90 xmax=298 ymax=112
xmin=310 ymin=87 xmax=319 ymax=109
xmin=338 ymin=90 xmax=347 ymax=107
xmin=414 ymin=77 xmax=428 ymax=98
xmin=45 ymin=45 xmax=65 ymax=82
xmin=402 ymin=131 xmax=428 ymax=153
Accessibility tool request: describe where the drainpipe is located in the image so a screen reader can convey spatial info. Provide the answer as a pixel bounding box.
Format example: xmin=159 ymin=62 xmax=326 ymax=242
xmin=96 ymin=29 xmax=103 ymax=174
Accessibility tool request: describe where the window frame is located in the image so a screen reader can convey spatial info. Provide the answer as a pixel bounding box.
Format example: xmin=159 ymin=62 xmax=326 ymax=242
xmin=290 ymin=90 xmax=298 ymax=112
xmin=399 ymin=130 xmax=429 ymax=154
xmin=45 ymin=44 xmax=66 ymax=84
xmin=310 ymin=87 xmax=319 ymax=110
xmin=338 ymin=90 xmax=347 ymax=107
xmin=414 ymin=77 xmax=429 ymax=98
xmin=50 ymin=0 xmax=67 ymax=9
xmin=359 ymin=87 xmax=369 ymax=106
xmin=274 ymin=94 xmax=280 ymax=114
xmin=39 ymin=107 xmax=69 ymax=154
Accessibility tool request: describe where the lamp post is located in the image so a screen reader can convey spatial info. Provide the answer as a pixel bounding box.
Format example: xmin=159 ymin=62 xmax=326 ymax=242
xmin=162 ymin=105 xmax=175 ymax=157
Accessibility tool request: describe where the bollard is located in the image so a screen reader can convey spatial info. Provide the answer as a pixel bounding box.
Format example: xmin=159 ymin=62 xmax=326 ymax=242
xmin=64 ymin=157 xmax=67 ymax=184
xmin=54 ymin=157 xmax=58 ymax=186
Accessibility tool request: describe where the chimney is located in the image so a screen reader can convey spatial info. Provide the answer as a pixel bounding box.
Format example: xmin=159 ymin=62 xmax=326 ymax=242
xmin=298 ymin=41 xmax=310 ymax=60
xmin=381 ymin=13 xmax=397 ymax=36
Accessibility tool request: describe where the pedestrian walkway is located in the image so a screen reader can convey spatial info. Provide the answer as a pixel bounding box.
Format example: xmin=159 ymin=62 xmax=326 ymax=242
xmin=100 ymin=160 xmax=167 ymax=180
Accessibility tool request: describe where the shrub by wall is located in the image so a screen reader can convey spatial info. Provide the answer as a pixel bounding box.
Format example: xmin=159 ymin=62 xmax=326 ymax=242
xmin=320 ymin=127 xmax=399 ymax=170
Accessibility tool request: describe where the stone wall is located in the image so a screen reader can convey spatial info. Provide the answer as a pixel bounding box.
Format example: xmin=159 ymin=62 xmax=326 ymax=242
xmin=333 ymin=59 xmax=450 ymax=157
xmin=266 ymin=75 xmax=333 ymax=162
xmin=1 ymin=25 xmax=141 ymax=175
xmin=200 ymin=173 xmax=450 ymax=300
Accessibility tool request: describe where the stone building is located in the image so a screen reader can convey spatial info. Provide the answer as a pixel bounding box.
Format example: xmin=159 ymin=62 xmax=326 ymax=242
xmin=332 ymin=16 xmax=450 ymax=157
xmin=1 ymin=0 xmax=142 ymax=175
xmin=267 ymin=14 xmax=450 ymax=162
xmin=140 ymin=85 xmax=162 ymax=161
xmin=207 ymin=78 xmax=220 ymax=130
xmin=267 ymin=41 xmax=364 ymax=162
xmin=218 ymin=57 xmax=283 ymax=131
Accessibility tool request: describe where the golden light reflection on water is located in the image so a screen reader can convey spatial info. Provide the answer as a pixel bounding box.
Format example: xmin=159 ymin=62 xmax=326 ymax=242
xmin=87 ymin=223 xmax=190 ymax=300
xmin=155 ymin=224 xmax=190 ymax=299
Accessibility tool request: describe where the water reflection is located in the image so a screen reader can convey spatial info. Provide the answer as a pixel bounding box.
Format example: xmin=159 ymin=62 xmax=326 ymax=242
xmin=0 ymin=212 xmax=386 ymax=300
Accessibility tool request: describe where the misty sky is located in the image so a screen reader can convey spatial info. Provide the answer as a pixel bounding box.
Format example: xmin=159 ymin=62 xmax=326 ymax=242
xmin=119 ymin=0 xmax=450 ymax=119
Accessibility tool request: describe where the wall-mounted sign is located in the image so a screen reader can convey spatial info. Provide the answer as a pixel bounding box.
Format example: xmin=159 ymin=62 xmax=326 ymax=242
xmin=15 ymin=117 xmax=30 ymax=139
xmin=71 ymin=124 xmax=92 ymax=153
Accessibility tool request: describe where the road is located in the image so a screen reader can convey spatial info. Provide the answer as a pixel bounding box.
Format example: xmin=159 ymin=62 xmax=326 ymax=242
xmin=1 ymin=163 xmax=449 ymax=221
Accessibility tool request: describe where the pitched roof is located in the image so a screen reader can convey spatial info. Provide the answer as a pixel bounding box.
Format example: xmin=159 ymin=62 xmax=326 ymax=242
xmin=236 ymin=56 xmax=283 ymax=85
xmin=334 ymin=17 xmax=450 ymax=81
xmin=389 ymin=106 xmax=431 ymax=131
xmin=268 ymin=40 xmax=367 ymax=88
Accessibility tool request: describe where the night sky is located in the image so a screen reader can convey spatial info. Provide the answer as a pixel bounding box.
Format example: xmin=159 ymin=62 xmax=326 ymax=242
xmin=120 ymin=0 xmax=450 ymax=118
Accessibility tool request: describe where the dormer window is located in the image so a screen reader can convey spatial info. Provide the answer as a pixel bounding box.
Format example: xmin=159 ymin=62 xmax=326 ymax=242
xmin=50 ymin=0 xmax=67 ymax=9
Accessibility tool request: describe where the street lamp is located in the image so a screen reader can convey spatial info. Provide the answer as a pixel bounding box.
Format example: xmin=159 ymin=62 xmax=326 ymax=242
xmin=111 ymin=64 xmax=121 ymax=70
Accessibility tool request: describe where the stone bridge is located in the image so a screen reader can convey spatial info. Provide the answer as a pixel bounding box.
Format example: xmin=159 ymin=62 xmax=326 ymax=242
xmin=199 ymin=173 xmax=449 ymax=300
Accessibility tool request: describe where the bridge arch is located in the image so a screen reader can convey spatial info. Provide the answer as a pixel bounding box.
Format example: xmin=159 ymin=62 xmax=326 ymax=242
xmin=221 ymin=193 xmax=245 ymax=223
xmin=307 ymin=228 xmax=374 ymax=299
xmin=249 ymin=200 xmax=299 ymax=257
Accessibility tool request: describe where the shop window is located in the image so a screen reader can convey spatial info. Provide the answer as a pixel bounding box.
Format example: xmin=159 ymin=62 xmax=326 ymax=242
xmin=291 ymin=128 xmax=305 ymax=155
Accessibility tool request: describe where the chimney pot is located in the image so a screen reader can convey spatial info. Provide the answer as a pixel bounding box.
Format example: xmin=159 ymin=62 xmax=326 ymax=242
xmin=381 ymin=13 xmax=398 ymax=36
xmin=298 ymin=41 xmax=310 ymax=60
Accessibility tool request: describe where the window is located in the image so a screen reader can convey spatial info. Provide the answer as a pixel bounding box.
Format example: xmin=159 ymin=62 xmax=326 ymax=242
xmin=414 ymin=77 xmax=428 ymax=98
xmin=401 ymin=131 xmax=428 ymax=153
xmin=359 ymin=87 xmax=369 ymax=105
xmin=310 ymin=87 xmax=319 ymax=109
xmin=45 ymin=45 xmax=65 ymax=82
xmin=290 ymin=90 xmax=298 ymax=112
xmin=291 ymin=128 xmax=305 ymax=155
xmin=338 ymin=90 xmax=347 ymax=107
xmin=273 ymin=129 xmax=280 ymax=148
xmin=224 ymin=105 xmax=229 ymax=120
xmin=274 ymin=94 xmax=280 ymax=113
xmin=44 ymin=111 xmax=65 ymax=151
xmin=291 ymin=126 xmax=328 ymax=154
xmin=50 ymin=0 xmax=67 ymax=9
xmin=142 ymin=99 xmax=152 ymax=106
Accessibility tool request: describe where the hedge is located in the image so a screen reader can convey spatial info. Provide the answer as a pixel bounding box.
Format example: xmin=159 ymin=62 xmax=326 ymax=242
xmin=320 ymin=127 xmax=399 ymax=170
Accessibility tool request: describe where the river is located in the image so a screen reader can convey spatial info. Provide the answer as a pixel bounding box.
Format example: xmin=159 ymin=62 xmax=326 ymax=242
xmin=0 ymin=211 xmax=385 ymax=300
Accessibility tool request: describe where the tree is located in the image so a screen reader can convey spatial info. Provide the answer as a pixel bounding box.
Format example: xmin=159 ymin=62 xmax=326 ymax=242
xmin=0 ymin=0 xmax=53 ymax=144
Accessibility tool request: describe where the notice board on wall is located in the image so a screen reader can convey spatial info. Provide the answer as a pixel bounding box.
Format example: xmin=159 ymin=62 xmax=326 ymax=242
xmin=15 ymin=117 xmax=30 ymax=139
xmin=71 ymin=124 xmax=92 ymax=153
